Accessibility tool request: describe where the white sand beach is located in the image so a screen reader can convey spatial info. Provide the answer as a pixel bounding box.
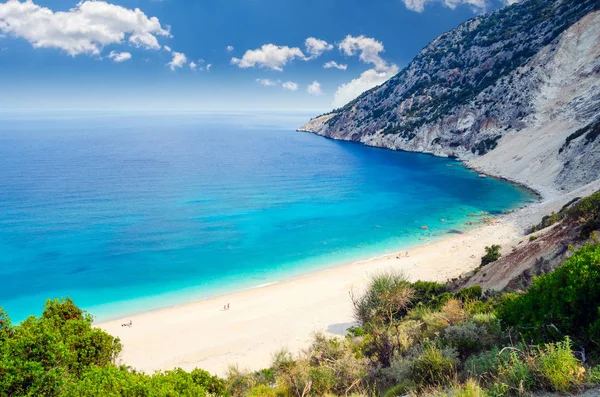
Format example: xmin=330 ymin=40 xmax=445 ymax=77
xmin=99 ymin=219 xmax=522 ymax=376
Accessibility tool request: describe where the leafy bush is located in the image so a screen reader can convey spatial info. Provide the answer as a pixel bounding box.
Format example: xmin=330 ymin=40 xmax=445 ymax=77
xmin=444 ymin=322 xmax=488 ymax=358
xmin=455 ymin=286 xmax=483 ymax=302
xmin=351 ymin=270 xmax=414 ymax=327
xmin=535 ymin=337 xmax=584 ymax=393
xmin=481 ymin=245 xmax=501 ymax=266
xmin=497 ymin=244 xmax=600 ymax=346
xmin=383 ymin=380 xmax=415 ymax=397
xmin=494 ymin=350 xmax=535 ymax=396
xmin=411 ymin=345 xmax=458 ymax=387
xmin=450 ymin=379 xmax=489 ymax=397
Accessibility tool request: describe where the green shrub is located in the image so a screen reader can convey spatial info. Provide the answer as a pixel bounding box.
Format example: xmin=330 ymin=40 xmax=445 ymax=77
xmin=455 ymin=286 xmax=483 ymax=302
xmin=481 ymin=245 xmax=501 ymax=266
xmin=412 ymin=345 xmax=458 ymax=387
xmin=464 ymin=348 xmax=504 ymax=381
xmin=587 ymin=365 xmax=600 ymax=385
xmin=450 ymin=379 xmax=489 ymax=397
xmin=497 ymin=244 xmax=600 ymax=347
xmin=535 ymin=337 xmax=584 ymax=392
xmin=351 ymin=270 xmax=414 ymax=327
xmin=383 ymin=380 xmax=415 ymax=397
xmin=444 ymin=322 xmax=488 ymax=358
xmin=412 ymin=281 xmax=450 ymax=307
xmin=246 ymin=384 xmax=285 ymax=397
xmin=495 ymin=351 xmax=535 ymax=396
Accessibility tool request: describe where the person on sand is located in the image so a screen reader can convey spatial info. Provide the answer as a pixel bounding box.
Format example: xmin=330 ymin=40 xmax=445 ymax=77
xmin=129 ymin=320 xmax=132 ymax=327
xmin=227 ymin=303 xmax=230 ymax=310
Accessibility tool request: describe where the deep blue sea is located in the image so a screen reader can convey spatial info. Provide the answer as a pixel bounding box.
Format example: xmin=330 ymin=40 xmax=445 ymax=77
xmin=0 ymin=112 xmax=536 ymax=322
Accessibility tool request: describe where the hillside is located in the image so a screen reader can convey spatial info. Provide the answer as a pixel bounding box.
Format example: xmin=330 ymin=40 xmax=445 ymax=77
xmin=299 ymin=0 xmax=600 ymax=197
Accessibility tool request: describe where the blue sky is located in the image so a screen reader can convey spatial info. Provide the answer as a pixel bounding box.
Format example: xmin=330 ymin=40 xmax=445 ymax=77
xmin=0 ymin=0 xmax=510 ymax=112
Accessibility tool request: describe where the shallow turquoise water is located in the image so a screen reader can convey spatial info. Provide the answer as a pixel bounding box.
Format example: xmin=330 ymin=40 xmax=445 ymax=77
xmin=0 ymin=112 xmax=536 ymax=322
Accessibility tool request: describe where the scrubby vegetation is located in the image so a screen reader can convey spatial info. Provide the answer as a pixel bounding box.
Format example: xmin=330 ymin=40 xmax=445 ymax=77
xmin=530 ymin=190 xmax=600 ymax=239
xmin=3 ymin=243 xmax=600 ymax=396
xmin=481 ymin=245 xmax=501 ymax=266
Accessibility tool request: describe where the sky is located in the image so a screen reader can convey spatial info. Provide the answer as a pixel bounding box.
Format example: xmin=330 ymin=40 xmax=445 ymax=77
xmin=0 ymin=0 xmax=513 ymax=113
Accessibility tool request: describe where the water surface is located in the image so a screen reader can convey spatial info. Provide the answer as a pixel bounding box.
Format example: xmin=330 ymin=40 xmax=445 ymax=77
xmin=0 ymin=113 xmax=536 ymax=321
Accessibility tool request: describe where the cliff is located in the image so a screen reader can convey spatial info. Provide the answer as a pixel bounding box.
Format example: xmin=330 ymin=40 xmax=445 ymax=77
xmin=299 ymin=0 xmax=600 ymax=197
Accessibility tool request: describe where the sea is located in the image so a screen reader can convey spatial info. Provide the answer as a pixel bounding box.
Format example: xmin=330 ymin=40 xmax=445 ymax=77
xmin=0 ymin=111 xmax=537 ymax=322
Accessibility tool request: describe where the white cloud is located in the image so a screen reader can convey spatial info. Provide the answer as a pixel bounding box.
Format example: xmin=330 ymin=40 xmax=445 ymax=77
xmin=231 ymin=44 xmax=305 ymax=71
xmin=0 ymin=0 xmax=170 ymax=56
xmin=307 ymin=81 xmax=322 ymax=96
xmin=282 ymin=81 xmax=298 ymax=91
xmin=333 ymin=35 xmax=399 ymax=108
xmin=402 ymin=0 xmax=487 ymax=13
xmin=324 ymin=61 xmax=347 ymax=70
xmin=168 ymin=51 xmax=187 ymax=71
xmin=305 ymin=37 xmax=333 ymax=59
xmin=332 ymin=65 xmax=399 ymax=108
xmin=256 ymin=78 xmax=279 ymax=87
xmin=226 ymin=45 xmax=234 ymax=52
xmin=163 ymin=45 xmax=171 ymax=52
xmin=206 ymin=63 xmax=212 ymax=71
xmin=189 ymin=61 xmax=197 ymax=70
xmin=339 ymin=35 xmax=389 ymax=72
xmin=107 ymin=50 xmax=131 ymax=62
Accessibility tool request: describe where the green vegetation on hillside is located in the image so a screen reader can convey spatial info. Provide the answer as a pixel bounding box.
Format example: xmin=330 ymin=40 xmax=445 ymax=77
xmin=531 ymin=190 xmax=600 ymax=239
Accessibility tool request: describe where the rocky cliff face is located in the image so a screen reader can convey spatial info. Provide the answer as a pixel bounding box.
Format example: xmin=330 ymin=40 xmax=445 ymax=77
xmin=299 ymin=0 xmax=600 ymax=196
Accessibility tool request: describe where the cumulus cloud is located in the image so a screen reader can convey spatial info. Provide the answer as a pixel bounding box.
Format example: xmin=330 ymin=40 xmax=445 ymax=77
xmin=231 ymin=44 xmax=305 ymax=71
xmin=0 ymin=0 xmax=170 ymax=56
xmin=332 ymin=66 xmax=399 ymax=108
xmin=402 ymin=0 xmax=487 ymax=13
xmin=339 ymin=35 xmax=389 ymax=72
xmin=189 ymin=61 xmax=197 ymax=70
xmin=333 ymin=35 xmax=398 ymax=108
xmin=206 ymin=63 xmax=212 ymax=71
xmin=107 ymin=50 xmax=131 ymax=62
xmin=282 ymin=81 xmax=298 ymax=91
xmin=307 ymin=81 xmax=322 ymax=96
xmin=324 ymin=61 xmax=347 ymax=70
xmin=168 ymin=51 xmax=187 ymax=71
xmin=256 ymin=78 xmax=279 ymax=87
xmin=226 ymin=45 xmax=234 ymax=52
xmin=305 ymin=37 xmax=333 ymax=59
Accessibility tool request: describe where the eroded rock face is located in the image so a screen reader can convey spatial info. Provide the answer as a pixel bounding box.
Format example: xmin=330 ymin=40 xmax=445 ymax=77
xmin=299 ymin=0 xmax=600 ymax=194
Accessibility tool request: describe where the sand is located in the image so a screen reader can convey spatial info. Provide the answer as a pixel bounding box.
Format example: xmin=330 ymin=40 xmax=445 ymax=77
xmin=98 ymin=219 xmax=521 ymax=376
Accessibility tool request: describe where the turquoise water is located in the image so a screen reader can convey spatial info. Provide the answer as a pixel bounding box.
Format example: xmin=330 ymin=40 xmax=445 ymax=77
xmin=0 ymin=112 xmax=536 ymax=322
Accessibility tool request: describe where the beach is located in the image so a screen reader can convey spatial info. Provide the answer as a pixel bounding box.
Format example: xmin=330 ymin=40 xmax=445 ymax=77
xmin=98 ymin=218 xmax=521 ymax=376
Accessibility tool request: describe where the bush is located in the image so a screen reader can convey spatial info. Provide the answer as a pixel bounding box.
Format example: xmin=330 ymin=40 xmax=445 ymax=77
xmin=535 ymin=337 xmax=584 ymax=393
xmin=351 ymin=270 xmax=414 ymax=327
xmin=464 ymin=348 xmax=504 ymax=381
xmin=497 ymin=244 xmax=600 ymax=347
xmin=455 ymin=286 xmax=483 ymax=302
xmin=494 ymin=350 xmax=535 ymax=395
xmin=246 ymin=384 xmax=285 ymax=397
xmin=411 ymin=345 xmax=458 ymax=387
xmin=444 ymin=322 xmax=488 ymax=358
xmin=481 ymin=245 xmax=501 ymax=266
xmin=450 ymin=379 xmax=489 ymax=397
xmin=383 ymin=380 xmax=415 ymax=397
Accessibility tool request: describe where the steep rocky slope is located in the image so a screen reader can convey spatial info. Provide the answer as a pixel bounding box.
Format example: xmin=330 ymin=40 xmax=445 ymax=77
xmin=299 ymin=0 xmax=600 ymax=196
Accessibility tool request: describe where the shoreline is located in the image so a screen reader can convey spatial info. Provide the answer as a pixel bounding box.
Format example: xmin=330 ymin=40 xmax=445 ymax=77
xmin=98 ymin=216 xmax=524 ymax=376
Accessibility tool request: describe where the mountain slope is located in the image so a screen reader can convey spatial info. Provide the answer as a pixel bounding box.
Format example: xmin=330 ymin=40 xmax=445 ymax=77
xmin=299 ymin=0 xmax=600 ymax=196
